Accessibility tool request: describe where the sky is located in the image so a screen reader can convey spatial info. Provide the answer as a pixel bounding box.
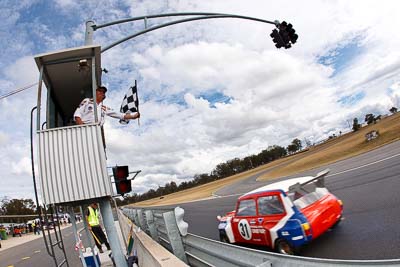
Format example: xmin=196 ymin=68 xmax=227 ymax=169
xmin=1 ymin=0 xmax=400 ymax=201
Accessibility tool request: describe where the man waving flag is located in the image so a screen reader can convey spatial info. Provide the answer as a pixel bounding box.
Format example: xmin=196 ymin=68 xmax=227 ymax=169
xmin=120 ymin=80 xmax=139 ymax=125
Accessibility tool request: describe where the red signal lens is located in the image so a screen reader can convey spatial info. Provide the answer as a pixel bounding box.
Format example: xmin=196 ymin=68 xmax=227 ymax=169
xmin=112 ymin=166 xmax=131 ymax=195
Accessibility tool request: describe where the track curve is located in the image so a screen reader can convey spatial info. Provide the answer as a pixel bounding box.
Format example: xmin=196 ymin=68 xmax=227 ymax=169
xmin=174 ymin=141 xmax=400 ymax=260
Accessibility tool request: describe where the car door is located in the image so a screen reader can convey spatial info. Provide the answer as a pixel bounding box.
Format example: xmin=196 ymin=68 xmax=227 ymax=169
xmin=231 ymin=198 xmax=264 ymax=245
xmin=257 ymin=193 xmax=287 ymax=247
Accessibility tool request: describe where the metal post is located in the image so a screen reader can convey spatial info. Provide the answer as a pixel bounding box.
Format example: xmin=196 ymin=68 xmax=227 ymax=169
xmin=145 ymin=210 xmax=158 ymax=241
xmin=99 ymin=198 xmax=128 ymax=267
xmin=85 ymin=20 xmax=95 ymax=45
xmin=133 ymin=209 xmax=139 ymax=225
xmin=127 ymin=209 xmax=134 ymax=222
xmin=69 ymin=207 xmax=88 ymax=267
xmin=112 ymin=198 xmax=127 ymax=250
xmin=91 ymin=55 xmax=98 ymax=123
xmin=136 ymin=209 xmax=146 ymax=230
xmin=36 ymin=66 xmax=44 ymax=131
xmin=80 ymin=206 xmax=100 ymax=267
xmin=163 ymin=211 xmax=188 ymax=263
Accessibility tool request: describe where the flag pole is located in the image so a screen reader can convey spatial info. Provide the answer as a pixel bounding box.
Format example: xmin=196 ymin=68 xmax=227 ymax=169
xmin=135 ymin=80 xmax=140 ymax=127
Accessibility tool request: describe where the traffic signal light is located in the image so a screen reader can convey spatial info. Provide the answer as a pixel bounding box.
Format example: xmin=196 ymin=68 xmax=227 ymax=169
xmin=270 ymin=28 xmax=285 ymax=48
xmin=112 ymin=165 xmax=132 ymax=196
xmin=278 ymin=21 xmax=291 ymax=49
xmin=270 ymin=21 xmax=298 ymax=49
xmin=286 ymin=23 xmax=298 ymax=44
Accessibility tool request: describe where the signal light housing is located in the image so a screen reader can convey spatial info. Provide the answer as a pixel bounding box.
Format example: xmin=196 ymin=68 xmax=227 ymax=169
xmin=270 ymin=21 xmax=298 ymax=49
xmin=112 ymin=165 xmax=132 ymax=196
xmin=270 ymin=28 xmax=284 ymax=48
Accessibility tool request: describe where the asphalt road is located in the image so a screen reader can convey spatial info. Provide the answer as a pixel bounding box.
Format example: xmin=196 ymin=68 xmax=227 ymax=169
xmin=175 ymin=140 xmax=400 ymax=260
xmin=0 ymin=223 xmax=91 ymax=267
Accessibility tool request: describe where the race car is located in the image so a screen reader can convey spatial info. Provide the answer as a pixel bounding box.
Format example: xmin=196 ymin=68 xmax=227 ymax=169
xmin=217 ymin=169 xmax=343 ymax=255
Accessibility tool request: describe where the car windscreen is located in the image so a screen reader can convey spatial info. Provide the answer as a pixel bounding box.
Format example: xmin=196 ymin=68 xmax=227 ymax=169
xmin=236 ymin=199 xmax=256 ymax=216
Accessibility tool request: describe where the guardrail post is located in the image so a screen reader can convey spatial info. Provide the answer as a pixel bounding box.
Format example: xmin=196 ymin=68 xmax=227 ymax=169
xmin=128 ymin=209 xmax=135 ymax=222
xmin=145 ymin=210 xmax=158 ymax=241
xmin=137 ymin=209 xmax=146 ymax=230
xmin=163 ymin=211 xmax=188 ymax=263
xmin=175 ymin=207 xmax=188 ymax=236
xmin=133 ymin=209 xmax=140 ymax=225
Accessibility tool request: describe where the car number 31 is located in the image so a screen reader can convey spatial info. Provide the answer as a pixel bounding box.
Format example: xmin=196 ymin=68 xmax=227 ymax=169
xmin=238 ymin=219 xmax=252 ymax=240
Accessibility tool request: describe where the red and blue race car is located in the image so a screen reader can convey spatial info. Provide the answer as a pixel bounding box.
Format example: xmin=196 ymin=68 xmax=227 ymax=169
xmin=217 ymin=169 xmax=343 ymax=255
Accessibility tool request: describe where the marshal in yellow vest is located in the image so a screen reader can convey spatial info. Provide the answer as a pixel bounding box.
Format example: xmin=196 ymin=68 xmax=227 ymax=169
xmin=87 ymin=206 xmax=100 ymax=226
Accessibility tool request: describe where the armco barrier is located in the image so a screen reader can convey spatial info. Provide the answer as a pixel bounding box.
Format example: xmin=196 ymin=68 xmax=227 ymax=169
xmin=122 ymin=207 xmax=400 ymax=267
xmin=118 ymin=208 xmax=188 ymax=267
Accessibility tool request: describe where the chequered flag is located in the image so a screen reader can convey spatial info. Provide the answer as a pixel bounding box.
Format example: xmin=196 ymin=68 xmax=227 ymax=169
xmin=119 ymin=82 xmax=139 ymax=125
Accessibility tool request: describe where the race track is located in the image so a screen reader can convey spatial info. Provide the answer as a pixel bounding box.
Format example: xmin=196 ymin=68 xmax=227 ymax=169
xmin=173 ymin=140 xmax=400 ymax=260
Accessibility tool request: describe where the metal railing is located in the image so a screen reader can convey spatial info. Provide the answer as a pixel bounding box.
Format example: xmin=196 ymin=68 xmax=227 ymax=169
xmin=122 ymin=207 xmax=400 ymax=267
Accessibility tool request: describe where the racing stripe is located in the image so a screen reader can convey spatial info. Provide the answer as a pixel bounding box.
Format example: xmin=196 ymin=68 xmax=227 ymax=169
xmin=224 ymin=217 xmax=235 ymax=243
xmin=269 ymin=193 xmax=295 ymax=248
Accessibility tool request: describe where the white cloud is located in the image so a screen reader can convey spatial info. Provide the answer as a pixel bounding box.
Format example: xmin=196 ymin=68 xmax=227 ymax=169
xmin=0 ymin=132 xmax=9 ymax=145
xmin=1 ymin=0 xmax=400 ymax=198
xmin=11 ymin=157 xmax=32 ymax=175
xmin=4 ymin=56 xmax=37 ymax=87
xmin=55 ymin=0 xmax=78 ymax=9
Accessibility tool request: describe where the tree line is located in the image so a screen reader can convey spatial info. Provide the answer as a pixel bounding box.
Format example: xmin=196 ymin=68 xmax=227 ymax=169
xmin=0 ymin=198 xmax=36 ymax=215
xmin=116 ymin=138 xmax=303 ymax=206
xmin=1 ymin=137 xmax=305 ymax=208
xmin=352 ymin=106 xmax=397 ymax=132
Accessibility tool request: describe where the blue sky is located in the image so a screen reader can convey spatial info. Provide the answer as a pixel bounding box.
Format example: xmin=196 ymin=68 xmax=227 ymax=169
xmin=1 ymin=0 xmax=400 ymax=200
xmin=318 ymin=34 xmax=365 ymax=76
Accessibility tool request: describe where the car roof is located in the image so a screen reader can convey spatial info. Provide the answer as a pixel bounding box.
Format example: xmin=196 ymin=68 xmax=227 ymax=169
xmin=241 ymin=176 xmax=314 ymax=197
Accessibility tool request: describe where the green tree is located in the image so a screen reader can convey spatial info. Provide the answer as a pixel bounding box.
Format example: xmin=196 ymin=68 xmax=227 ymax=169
xmin=352 ymin=118 xmax=361 ymax=131
xmin=0 ymin=198 xmax=36 ymax=215
xmin=289 ymin=138 xmax=302 ymax=151
xmin=287 ymin=144 xmax=297 ymax=153
xmin=365 ymin=113 xmax=375 ymax=125
xmin=389 ymin=106 xmax=397 ymax=114
xmin=213 ymin=162 xmax=234 ymax=179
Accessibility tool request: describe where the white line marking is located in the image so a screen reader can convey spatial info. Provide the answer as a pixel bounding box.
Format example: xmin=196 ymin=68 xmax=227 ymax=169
xmin=328 ymin=153 xmax=400 ymax=177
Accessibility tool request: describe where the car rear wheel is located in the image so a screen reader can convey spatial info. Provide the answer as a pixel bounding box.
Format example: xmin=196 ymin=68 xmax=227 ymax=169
xmin=275 ymin=239 xmax=295 ymax=255
xmin=330 ymin=216 xmax=342 ymax=229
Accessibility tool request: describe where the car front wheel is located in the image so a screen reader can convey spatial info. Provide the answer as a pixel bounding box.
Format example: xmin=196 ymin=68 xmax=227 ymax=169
xmin=219 ymin=233 xmax=230 ymax=244
xmin=275 ymin=239 xmax=295 ymax=255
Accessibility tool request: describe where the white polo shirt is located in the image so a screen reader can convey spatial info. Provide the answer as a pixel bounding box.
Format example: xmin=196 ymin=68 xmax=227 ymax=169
xmin=73 ymin=98 xmax=125 ymax=126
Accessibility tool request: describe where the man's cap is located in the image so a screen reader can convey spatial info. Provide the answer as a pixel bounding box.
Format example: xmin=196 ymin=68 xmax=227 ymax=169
xmin=97 ymin=86 xmax=107 ymax=92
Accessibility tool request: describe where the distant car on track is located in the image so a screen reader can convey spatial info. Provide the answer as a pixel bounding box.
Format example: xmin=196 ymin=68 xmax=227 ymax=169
xmin=217 ymin=169 xmax=343 ymax=255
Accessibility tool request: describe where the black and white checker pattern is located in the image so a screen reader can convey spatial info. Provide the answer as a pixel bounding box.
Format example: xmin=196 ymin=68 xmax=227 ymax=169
xmin=119 ymin=84 xmax=139 ymax=125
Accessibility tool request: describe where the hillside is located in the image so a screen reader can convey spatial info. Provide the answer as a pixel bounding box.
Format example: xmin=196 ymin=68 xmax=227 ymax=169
xmin=258 ymin=112 xmax=400 ymax=180
xmin=130 ymin=112 xmax=400 ymax=207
